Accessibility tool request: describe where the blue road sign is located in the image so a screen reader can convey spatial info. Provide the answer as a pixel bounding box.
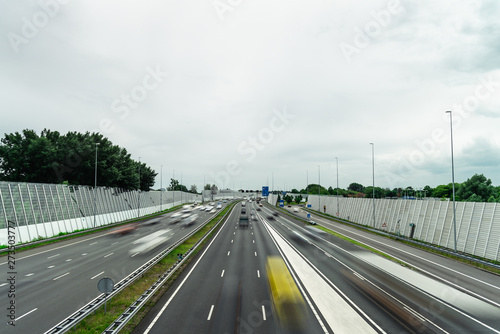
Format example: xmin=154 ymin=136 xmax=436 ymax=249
xmin=262 ymin=186 xmax=269 ymax=197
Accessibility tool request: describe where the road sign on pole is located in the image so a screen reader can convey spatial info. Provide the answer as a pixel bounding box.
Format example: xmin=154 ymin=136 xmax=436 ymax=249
xmin=98 ymin=277 xmax=114 ymax=314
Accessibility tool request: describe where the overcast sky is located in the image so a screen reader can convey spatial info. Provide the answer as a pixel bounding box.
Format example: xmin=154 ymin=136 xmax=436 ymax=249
xmin=1 ymin=0 xmax=499 ymax=192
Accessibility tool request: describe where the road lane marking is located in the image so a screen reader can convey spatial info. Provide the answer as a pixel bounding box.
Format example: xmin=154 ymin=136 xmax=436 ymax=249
xmin=66 ymin=259 xmax=72 ymax=262
xmin=254 ymin=252 xmax=257 ymax=257
xmin=0 ymin=233 xmax=105 ymax=265
xmin=143 ymin=212 xmax=231 ymax=334
xmin=207 ymin=305 xmax=215 ymax=320
xmin=89 ymin=242 xmax=98 ymax=246
xmin=25 ymin=273 xmax=34 ymax=277
xmin=0 ymin=283 xmax=7 ymax=287
xmin=221 ymin=270 xmax=225 ymax=278
xmin=53 ymin=272 xmax=70 ymax=280
xmin=253 ymin=240 xmax=255 ymax=243
xmin=227 ymin=251 xmax=230 ymax=256
xmin=16 ymin=308 xmax=37 ymax=321
xmin=47 ymin=254 xmax=60 ymax=259
xmin=47 ymin=265 xmax=55 ymax=269
xmin=104 ymin=253 xmax=114 ymax=258
xmin=111 ymin=242 xmax=118 ymax=246
xmin=91 ymin=271 xmax=104 ymax=280
xmin=262 ymin=305 xmax=267 ymax=321
xmin=257 ymin=270 xmax=260 ymax=278
xmin=131 ymin=252 xmax=139 ymax=257
xmin=82 ymin=253 xmax=87 ymax=256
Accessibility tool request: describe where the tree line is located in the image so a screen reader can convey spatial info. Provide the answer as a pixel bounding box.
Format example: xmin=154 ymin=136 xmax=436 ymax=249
xmin=287 ymin=174 xmax=500 ymax=203
xmin=0 ymin=129 xmax=156 ymax=191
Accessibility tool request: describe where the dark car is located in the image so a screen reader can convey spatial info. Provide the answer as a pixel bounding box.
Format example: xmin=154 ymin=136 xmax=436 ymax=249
xmin=239 ymin=213 xmax=249 ymax=227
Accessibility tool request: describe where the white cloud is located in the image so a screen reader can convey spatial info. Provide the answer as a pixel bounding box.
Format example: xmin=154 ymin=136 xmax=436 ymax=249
xmin=0 ymin=0 xmax=499 ymax=191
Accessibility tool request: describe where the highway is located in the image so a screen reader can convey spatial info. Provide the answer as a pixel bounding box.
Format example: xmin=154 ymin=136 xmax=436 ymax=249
xmin=0 ymin=202 xmax=228 ymax=334
xmin=134 ymin=201 xmax=500 ymax=333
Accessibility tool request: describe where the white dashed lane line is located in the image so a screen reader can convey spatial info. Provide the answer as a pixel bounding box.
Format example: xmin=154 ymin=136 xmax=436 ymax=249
xmin=47 ymin=265 xmax=55 ymax=269
xmin=53 ymin=272 xmax=70 ymax=280
xmin=207 ymin=305 xmax=215 ymax=320
xmin=221 ymin=270 xmax=225 ymax=278
xmin=89 ymin=242 xmax=98 ymax=246
xmin=17 ymin=308 xmax=37 ymax=321
xmin=47 ymin=254 xmax=60 ymax=259
xmin=25 ymin=273 xmax=34 ymax=277
xmin=104 ymin=253 xmax=114 ymax=258
xmin=91 ymin=271 xmax=104 ymax=280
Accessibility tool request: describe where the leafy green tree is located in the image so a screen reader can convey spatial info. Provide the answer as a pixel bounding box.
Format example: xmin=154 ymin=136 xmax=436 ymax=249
xmin=348 ymin=182 xmax=364 ymax=192
xmin=364 ymin=186 xmax=385 ymax=198
xmin=190 ymin=185 xmax=198 ymax=194
xmin=327 ymin=186 xmax=334 ymax=195
xmin=432 ymin=184 xmax=453 ymax=199
xmin=0 ymin=129 xmax=156 ymax=190
xmin=284 ymin=195 xmax=293 ymax=204
xmin=291 ymin=188 xmax=299 ymax=193
xmin=294 ymin=195 xmax=303 ymax=203
xmin=457 ymin=174 xmax=493 ymax=202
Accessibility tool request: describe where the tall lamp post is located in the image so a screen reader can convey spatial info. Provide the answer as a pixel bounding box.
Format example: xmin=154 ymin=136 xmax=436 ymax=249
xmin=370 ymin=143 xmax=375 ymax=227
xmin=318 ymin=165 xmax=321 ymax=212
xmin=93 ymin=142 xmax=100 ymax=227
xmin=137 ymin=157 xmax=141 ymax=218
xmin=160 ymin=165 xmax=163 ymax=212
xmin=446 ymin=110 xmax=458 ymax=252
xmin=335 ymin=157 xmax=339 ymax=217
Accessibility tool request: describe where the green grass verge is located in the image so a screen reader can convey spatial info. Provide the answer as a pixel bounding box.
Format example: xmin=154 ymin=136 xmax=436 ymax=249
xmin=68 ymin=202 xmax=236 ymax=333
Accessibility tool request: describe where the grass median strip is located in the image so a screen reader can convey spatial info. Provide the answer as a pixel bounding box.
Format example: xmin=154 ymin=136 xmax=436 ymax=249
xmin=68 ymin=203 xmax=235 ymax=334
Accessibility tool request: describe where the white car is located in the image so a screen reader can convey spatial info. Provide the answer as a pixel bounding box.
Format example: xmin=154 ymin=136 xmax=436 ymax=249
xmin=216 ymin=204 xmax=222 ymax=209
xmin=293 ymin=207 xmax=299 ymax=213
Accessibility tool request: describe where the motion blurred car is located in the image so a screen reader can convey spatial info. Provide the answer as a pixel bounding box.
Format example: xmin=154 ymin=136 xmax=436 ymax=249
xmin=216 ymin=203 xmax=222 ymax=209
xmin=293 ymin=207 xmax=299 ymax=213
xmin=168 ymin=212 xmax=183 ymax=224
xmin=182 ymin=213 xmax=198 ymax=226
xmin=308 ymin=219 xmax=317 ymax=225
xmin=109 ymin=223 xmax=138 ymax=236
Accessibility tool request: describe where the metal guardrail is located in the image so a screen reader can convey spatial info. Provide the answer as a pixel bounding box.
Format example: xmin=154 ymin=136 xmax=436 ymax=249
xmin=43 ymin=204 xmax=234 ymax=334
xmin=101 ymin=203 xmax=236 ymax=334
xmin=299 ymin=207 xmax=500 ymax=271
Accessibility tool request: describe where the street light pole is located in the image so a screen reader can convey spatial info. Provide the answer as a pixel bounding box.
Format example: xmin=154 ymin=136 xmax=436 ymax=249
xmin=138 ymin=157 xmax=141 ymax=218
xmin=93 ymin=143 xmax=99 ymax=227
xmin=160 ymin=165 xmax=163 ymax=212
xmin=370 ymin=143 xmax=375 ymax=227
xmin=446 ymin=110 xmax=458 ymax=252
xmin=335 ymin=157 xmax=339 ymax=217
xmin=318 ymin=165 xmax=321 ymax=212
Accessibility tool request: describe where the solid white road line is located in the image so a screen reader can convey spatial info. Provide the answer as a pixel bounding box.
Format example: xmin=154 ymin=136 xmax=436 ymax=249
xmin=91 ymin=271 xmax=104 ymax=280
